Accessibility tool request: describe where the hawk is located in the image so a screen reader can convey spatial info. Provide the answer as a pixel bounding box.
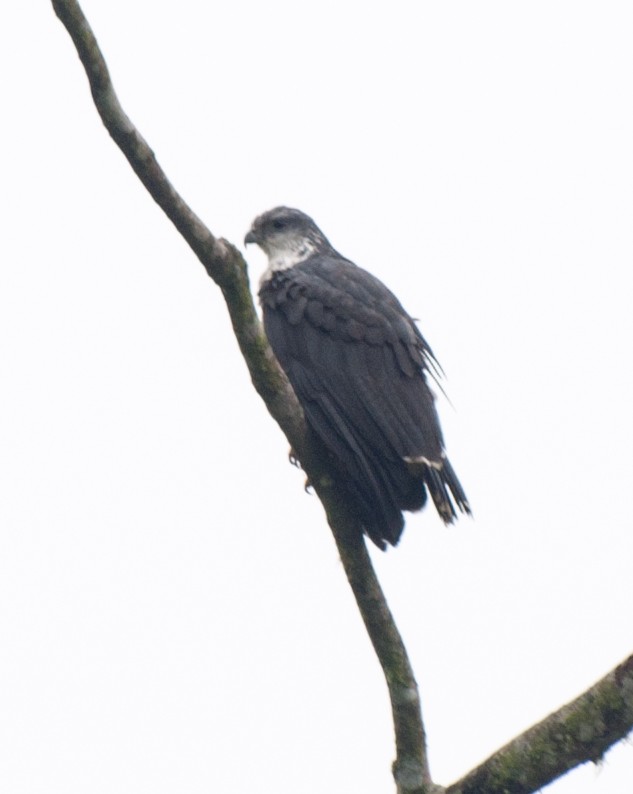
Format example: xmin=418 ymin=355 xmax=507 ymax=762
xmin=245 ymin=207 xmax=470 ymax=549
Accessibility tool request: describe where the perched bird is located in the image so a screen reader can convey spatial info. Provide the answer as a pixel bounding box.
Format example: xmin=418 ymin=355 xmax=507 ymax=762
xmin=245 ymin=207 xmax=470 ymax=549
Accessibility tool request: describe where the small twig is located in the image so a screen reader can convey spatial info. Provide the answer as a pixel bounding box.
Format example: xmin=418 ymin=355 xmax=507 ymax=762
xmin=51 ymin=1 xmax=432 ymax=790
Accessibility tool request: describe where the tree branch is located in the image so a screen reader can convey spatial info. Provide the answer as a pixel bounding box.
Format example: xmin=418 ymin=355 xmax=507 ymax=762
xmin=52 ymin=3 xmax=633 ymax=791
xmin=51 ymin=1 xmax=432 ymax=790
xmin=331 ymin=525 xmax=433 ymax=792
xmin=445 ymin=653 xmax=633 ymax=794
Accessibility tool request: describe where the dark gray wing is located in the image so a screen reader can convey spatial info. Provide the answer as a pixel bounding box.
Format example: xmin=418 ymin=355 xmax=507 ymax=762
xmin=259 ymin=254 xmax=469 ymax=547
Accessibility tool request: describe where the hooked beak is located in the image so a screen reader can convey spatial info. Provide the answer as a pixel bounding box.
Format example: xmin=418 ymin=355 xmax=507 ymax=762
xmin=244 ymin=229 xmax=258 ymax=246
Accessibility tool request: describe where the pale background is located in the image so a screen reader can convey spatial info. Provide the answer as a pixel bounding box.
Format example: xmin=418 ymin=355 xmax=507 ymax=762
xmin=1 ymin=2 xmax=632 ymax=792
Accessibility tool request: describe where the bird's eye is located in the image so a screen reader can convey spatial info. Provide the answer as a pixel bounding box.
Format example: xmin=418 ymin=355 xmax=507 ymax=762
xmin=272 ymin=219 xmax=285 ymax=230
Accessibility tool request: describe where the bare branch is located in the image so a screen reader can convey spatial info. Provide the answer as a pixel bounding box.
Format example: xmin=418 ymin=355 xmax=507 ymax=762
xmin=50 ymin=0 xmax=298 ymax=441
xmin=331 ymin=525 xmax=433 ymax=792
xmin=445 ymin=653 xmax=633 ymax=794
xmin=51 ymin=1 xmax=432 ymax=790
xmin=51 ymin=3 xmax=633 ymax=791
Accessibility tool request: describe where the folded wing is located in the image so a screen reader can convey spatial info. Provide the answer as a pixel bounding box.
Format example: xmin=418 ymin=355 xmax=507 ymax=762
xmin=260 ymin=254 xmax=470 ymax=548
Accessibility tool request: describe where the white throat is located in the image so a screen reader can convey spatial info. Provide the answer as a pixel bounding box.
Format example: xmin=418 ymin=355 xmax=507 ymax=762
xmin=260 ymin=237 xmax=317 ymax=284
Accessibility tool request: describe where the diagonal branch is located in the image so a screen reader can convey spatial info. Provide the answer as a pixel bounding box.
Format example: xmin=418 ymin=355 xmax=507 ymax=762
xmin=51 ymin=3 xmax=633 ymax=791
xmin=445 ymin=653 xmax=633 ymax=794
xmin=51 ymin=0 xmax=299 ymax=443
xmin=51 ymin=1 xmax=432 ymax=791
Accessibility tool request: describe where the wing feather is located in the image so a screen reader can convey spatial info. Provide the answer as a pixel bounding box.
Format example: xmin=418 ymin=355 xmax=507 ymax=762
xmin=260 ymin=254 xmax=469 ymax=547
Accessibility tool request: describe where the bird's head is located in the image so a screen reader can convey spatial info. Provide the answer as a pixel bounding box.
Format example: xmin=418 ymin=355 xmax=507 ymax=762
xmin=244 ymin=206 xmax=330 ymax=271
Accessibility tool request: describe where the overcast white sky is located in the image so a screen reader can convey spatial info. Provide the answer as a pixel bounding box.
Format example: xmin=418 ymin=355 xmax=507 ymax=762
xmin=1 ymin=2 xmax=632 ymax=792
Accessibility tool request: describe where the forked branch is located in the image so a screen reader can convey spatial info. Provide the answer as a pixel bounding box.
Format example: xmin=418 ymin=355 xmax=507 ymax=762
xmin=52 ymin=2 xmax=633 ymax=792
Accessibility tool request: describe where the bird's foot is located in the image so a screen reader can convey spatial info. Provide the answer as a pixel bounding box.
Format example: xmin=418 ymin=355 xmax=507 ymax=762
xmin=288 ymin=448 xmax=302 ymax=468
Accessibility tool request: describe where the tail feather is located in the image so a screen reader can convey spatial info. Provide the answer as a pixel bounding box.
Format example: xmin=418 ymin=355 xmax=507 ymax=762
xmin=341 ymin=454 xmax=470 ymax=549
xmin=424 ymin=458 xmax=471 ymax=524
